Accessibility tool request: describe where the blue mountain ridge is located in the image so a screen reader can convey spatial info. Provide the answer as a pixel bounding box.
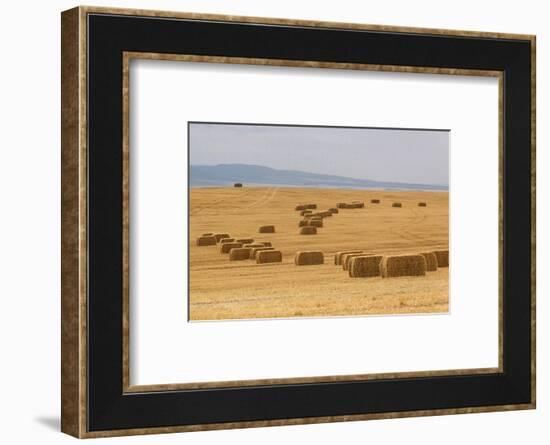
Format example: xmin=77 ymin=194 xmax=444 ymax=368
xmin=189 ymin=164 xmax=448 ymax=191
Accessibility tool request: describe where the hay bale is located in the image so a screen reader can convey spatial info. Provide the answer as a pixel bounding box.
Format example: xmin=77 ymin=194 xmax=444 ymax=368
xmin=251 ymin=247 xmax=275 ymax=259
xmin=349 ymin=255 xmax=383 ymax=278
xmin=229 ymin=247 xmax=251 ymax=261
xmin=256 ymin=250 xmax=282 ymax=264
xmin=300 ymin=209 xmax=313 ymax=216
xmin=370 ymin=199 xmax=380 ymax=204
xmin=319 ymin=210 xmax=332 ymax=218
xmin=343 ymin=253 xmax=371 ymax=271
xmin=328 ymin=207 xmax=339 ymax=214
xmin=434 ymin=250 xmax=449 ymax=267
xmin=418 ymin=202 xmax=427 ymax=207
xmin=308 ymin=219 xmax=323 ymax=228
xmin=420 ymin=252 xmax=438 ymax=271
xmin=295 ymin=204 xmax=307 ymax=211
xmin=196 ymin=235 xmax=217 ymax=246
xmin=214 ymin=233 xmax=230 ymax=242
xmin=243 ymin=243 xmax=264 ymax=249
xmin=336 ymin=202 xmax=347 ymax=209
xmin=259 ymin=225 xmax=275 ymax=233
xmin=392 ymin=202 xmax=402 ymax=208
xmin=300 ymin=226 xmax=317 ymax=235
xmin=236 ymin=238 xmax=254 ymax=244
xmin=305 ymin=204 xmax=317 ymax=209
xmin=298 ymin=220 xmax=309 ymax=227
xmin=381 ymin=254 xmax=427 ymax=277
xmin=261 ymin=241 xmax=272 ymax=247
xmin=234 ymin=183 xmax=243 ymax=188
xmin=334 ymin=250 xmax=363 ymax=265
xmin=352 ymin=201 xmax=365 ymax=208
xmin=201 ymin=232 xmax=214 ymax=236
xmin=220 ymin=237 xmax=235 ymax=244
xmin=220 ymin=242 xmax=243 ymax=254
xmin=295 ymin=251 xmax=324 ymax=266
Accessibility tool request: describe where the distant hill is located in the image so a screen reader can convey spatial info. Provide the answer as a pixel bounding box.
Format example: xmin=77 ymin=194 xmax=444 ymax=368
xmin=189 ymin=164 xmax=448 ymax=191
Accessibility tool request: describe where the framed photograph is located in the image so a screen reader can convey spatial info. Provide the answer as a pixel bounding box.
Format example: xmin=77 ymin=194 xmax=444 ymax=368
xmin=61 ymin=6 xmax=536 ymax=438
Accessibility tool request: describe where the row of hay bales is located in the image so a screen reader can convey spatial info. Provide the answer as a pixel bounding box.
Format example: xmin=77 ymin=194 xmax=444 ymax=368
xmin=333 ymin=249 xmax=449 ymax=278
xmin=336 ymin=199 xmax=428 ymax=208
xmin=197 ymin=226 xmax=275 ymax=247
xmin=336 ymin=201 xmax=365 ymax=209
xmin=295 ymin=204 xmax=341 ymax=235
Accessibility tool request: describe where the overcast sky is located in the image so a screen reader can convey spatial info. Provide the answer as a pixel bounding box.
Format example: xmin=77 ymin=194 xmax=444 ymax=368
xmin=189 ymin=123 xmax=449 ymax=186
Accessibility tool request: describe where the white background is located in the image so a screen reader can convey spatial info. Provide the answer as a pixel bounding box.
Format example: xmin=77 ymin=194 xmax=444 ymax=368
xmin=0 ymin=0 xmax=546 ymax=444
xmin=131 ymin=60 xmax=499 ymax=385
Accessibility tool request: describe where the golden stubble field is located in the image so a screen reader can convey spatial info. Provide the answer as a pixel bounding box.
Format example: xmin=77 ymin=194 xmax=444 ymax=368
xmin=189 ymin=187 xmax=449 ymax=321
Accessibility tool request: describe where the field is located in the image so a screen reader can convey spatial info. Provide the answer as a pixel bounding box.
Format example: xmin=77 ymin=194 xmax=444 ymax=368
xmin=189 ymin=187 xmax=449 ymax=321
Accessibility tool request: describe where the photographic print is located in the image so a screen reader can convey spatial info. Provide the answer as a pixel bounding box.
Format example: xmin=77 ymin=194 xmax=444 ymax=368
xmin=189 ymin=122 xmax=449 ymax=321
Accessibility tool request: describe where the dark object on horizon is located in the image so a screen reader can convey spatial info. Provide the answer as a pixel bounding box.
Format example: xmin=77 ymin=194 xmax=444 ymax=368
xmin=418 ymin=202 xmax=427 ymax=207
xmin=234 ymin=182 xmax=243 ymax=187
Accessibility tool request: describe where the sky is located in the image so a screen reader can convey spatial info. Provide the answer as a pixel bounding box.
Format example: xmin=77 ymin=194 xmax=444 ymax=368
xmin=189 ymin=123 xmax=449 ymax=186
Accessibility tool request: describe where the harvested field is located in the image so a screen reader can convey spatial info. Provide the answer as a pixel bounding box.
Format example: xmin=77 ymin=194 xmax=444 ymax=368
xmin=190 ymin=186 xmax=448 ymax=320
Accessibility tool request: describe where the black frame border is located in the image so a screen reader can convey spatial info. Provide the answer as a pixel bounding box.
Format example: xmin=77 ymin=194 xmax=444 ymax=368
xmin=65 ymin=7 xmax=535 ymax=436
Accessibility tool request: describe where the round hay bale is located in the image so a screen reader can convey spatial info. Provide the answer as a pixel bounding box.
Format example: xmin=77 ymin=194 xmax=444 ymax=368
xmin=295 ymin=251 xmax=324 ymax=266
xmin=349 ymin=255 xmax=383 ymax=278
xmin=261 ymin=241 xmax=272 ymax=247
xmin=434 ymin=250 xmax=449 ymax=267
xmin=259 ymin=225 xmax=275 ymax=233
xmin=392 ymin=202 xmax=402 ymax=208
xmin=251 ymin=246 xmax=275 ymax=259
xmin=300 ymin=226 xmax=317 ymax=235
xmin=334 ymin=250 xmax=363 ymax=265
xmin=220 ymin=242 xmax=243 ymax=254
xmin=220 ymin=237 xmax=235 ymax=244
xmin=300 ymin=209 xmax=313 ymax=216
xmin=214 ymin=233 xmax=230 ymax=242
xmin=236 ymin=238 xmax=254 ymax=244
xmin=418 ymin=202 xmax=427 ymax=207
xmin=305 ymin=204 xmax=317 ymax=209
xmin=234 ymin=183 xmax=243 ymax=187
xmin=229 ymin=247 xmax=251 ymax=261
xmin=308 ymin=219 xmax=323 ymax=228
xmin=420 ymin=252 xmax=438 ymax=271
xmin=328 ymin=207 xmax=339 ymax=214
xmin=351 ymin=201 xmax=365 ymax=208
xmin=196 ymin=235 xmax=217 ymax=246
xmin=381 ymin=254 xmax=427 ymax=277
xmin=298 ymin=220 xmax=309 ymax=227
xmin=295 ymin=204 xmax=307 ymax=211
xmin=243 ymin=243 xmax=264 ymax=249
xmin=370 ymin=199 xmax=380 ymax=204
xmin=343 ymin=253 xmax=370 ymax=271
xmin=201 ymin=232 xmax=214 ymax=236
xmin=336 ymin=202 xmax=347 ymax=209
xmin=256 ymin=250 xmax=282 ymax=264
xmin=319 ymin=210 xmax=332 ymax=218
